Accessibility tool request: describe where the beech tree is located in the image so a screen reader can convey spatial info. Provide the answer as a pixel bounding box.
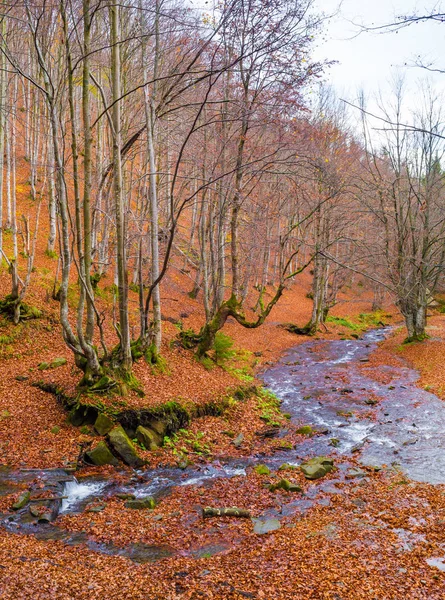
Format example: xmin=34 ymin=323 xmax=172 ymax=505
xmin=358 ymin=80 xmax=445 ymax=341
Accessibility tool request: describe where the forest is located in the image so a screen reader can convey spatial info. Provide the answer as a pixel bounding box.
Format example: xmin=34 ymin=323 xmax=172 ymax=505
xmin=0 ymin=1 xmax=445 ymax=598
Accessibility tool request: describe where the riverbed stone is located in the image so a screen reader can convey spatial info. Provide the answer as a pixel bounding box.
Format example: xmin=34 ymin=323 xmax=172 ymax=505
xmin=252 ymin=517 xmax=281 ymax=534
xmin=86 ymin=441 xmax=119 ymax=466
xmin=125 ymin=497 xmax=156 ymax=510
xmin=300 ymin=456 xmax=334 ymax=480
xmin=94 ymin=413 xmax=115 ymax=436
xmin=108 ymin=425 xmax=145 ymax=467
xmin=136 ymin=425 xmax=160 ymax=451
xmin=269 ymin=478 xmax=302 ymax=493
xmin=346 ymin=467 xmax=367 ymax=479
xmin=12 ymin=491 xmax=30 ymax=510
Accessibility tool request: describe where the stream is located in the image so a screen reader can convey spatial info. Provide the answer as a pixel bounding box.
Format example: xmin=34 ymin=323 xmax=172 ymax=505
xmin=2 ymin=327 xmax=445 ymax=563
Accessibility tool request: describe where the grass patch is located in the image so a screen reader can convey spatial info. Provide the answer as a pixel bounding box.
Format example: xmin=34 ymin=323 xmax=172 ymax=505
xmin=255 ymin=387 xmax=282 ymax=427
xmin=327 ymin=310 xmax=391 ymax=333
xmin=326 ymin=315 xmax=361 ymax=330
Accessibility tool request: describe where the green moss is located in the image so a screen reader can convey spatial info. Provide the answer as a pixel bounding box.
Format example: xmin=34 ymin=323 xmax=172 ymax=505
xmin=269 ymin=479 xmax=302 ymax=493
xmin=86 ymin=441 xmax=119 ymax=466
xmin=0 ymin=295 xmax=41 ymax=322
xmin=254 ymin=464 xmax=271 ymax=475
xmin=45 ymin=248 xmax=58 ymax=259
xmin=326 ymin=315 xmax=360 ymax=330
xmin=296 ymin=425 xmax=313 ymax=436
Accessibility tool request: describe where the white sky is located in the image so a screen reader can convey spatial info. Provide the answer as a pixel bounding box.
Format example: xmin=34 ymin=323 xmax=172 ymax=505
xmin=313 ymin=0 xmax=445 ymax=106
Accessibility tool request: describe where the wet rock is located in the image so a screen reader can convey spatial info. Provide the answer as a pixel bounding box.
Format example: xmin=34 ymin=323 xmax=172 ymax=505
xmin=86 ymin=503 xmax=106 ymax=513
xmin=115 ymin=493 xmax=136 ymax=501
xmin=12 ymin=491 xmax=30 ymax=510
xmin=29 ymin=505 xmax=52 ymax=522
xmin=108 ymin=426 xmax=145 ymax=468
xmin=300 ymin=456 xmax=334 ymax=480
xmin=94 ymin=413 xmax=115 ymax=436
xmin=136 ymin=425 xmax=160 ymax=451
xmin=232 ymin=433 xmax=244 ymax=448
xmin=402 ymin=438 xmax=418 ymax=446
xmin=269 ymin=479 xmax=302 ymax=493
xmin=86 ymin=441 xmax=119 ymax=466
xmin=314 ymin=427 xmax=330 ymax=435
xmin=351 ymin=442 xmax=365 ymax=453
xmin=346 ymin=468 xmax=367 ymax=479
xmin=252 ymin=517 xmax=281 ymax=534
xmin=254 ymin=464 xmax=270 ymax=476
xmin=278 ymin=463 xmax=299 ymax=471
xmin=125 ymin=497 xmax=156 ymax=510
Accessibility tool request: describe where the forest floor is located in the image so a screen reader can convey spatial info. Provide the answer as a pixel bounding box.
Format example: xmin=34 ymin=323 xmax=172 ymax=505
xmin=2 ymin=181 xmax=445 ymax=598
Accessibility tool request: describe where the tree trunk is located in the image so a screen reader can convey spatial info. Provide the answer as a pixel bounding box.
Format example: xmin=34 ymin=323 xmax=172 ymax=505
xmin=110 ymin=1 xmax=132 ymax=372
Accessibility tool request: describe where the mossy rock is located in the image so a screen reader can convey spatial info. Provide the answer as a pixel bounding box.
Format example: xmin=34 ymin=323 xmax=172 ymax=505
xmin=300 ymin=456 xmax=334 ymax=480
xmin=269 ymin=479 xmax=302 ymax=493
xmin=254 ymin=464 xmax=271 ymax=476
xmin=115 ymin=493 xmax=136 ymax=501
xmin=94 ymin=413 xmax=115 ymax=436
xmin=0 ymin=295 xmax=41 ymax=321
xmin=296 ymin=425 xmax=313 ymax=436
xmin=12 ymin=491 xmax=30 ymax=510
xmin=136 ymin=425 xmax=161 ymax=451
xmin=85 ymin=441 xmax=119 ymax=466
xmin=124 ymin=497 xmax=156 ymax=510
xmin=278 ymin=463 xmax=299 ymax=471
xmin=50 ymin=357 xmax=67 ymax=368
xmin=108 ymin=425 xmax=145 ymax=468
xmin=146 ymin=419 xmax=167 ymax=440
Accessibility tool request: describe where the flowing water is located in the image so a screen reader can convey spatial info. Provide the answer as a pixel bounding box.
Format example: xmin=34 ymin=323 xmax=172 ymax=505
xmin=2 ymin=327 xmax=445 ymax=563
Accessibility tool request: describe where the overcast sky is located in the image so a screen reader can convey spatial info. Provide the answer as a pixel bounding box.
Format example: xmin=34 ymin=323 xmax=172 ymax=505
xmin=313 ymin=0 xmax=445 ymax=108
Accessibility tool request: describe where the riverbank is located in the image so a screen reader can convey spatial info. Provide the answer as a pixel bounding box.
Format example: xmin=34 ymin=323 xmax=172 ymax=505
xmin=364 ymin=314 xmax=445 ymax=399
